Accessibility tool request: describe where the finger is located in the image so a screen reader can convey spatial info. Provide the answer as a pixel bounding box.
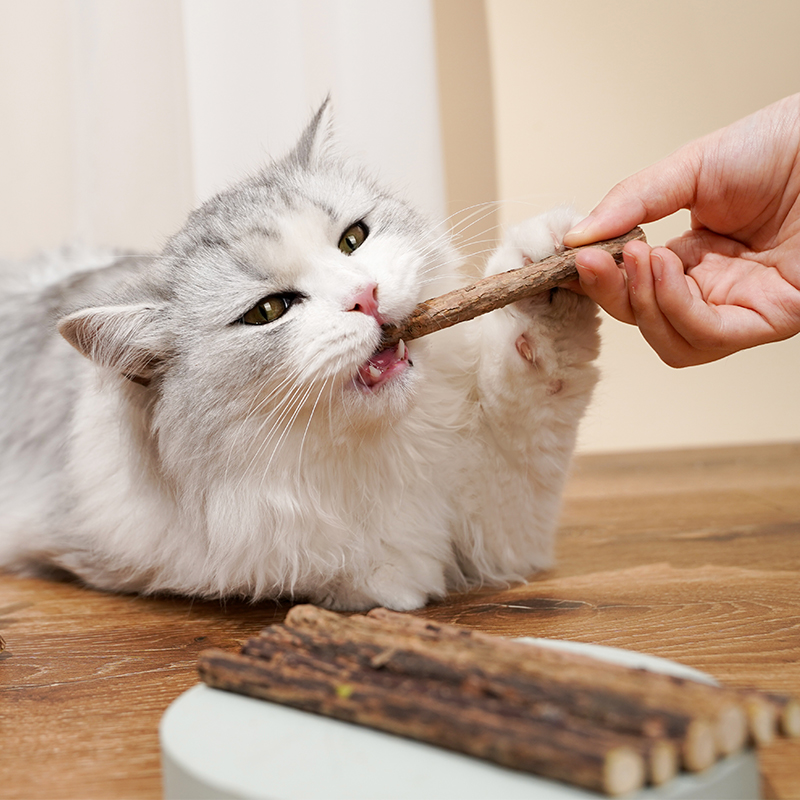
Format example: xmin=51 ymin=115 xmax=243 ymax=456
xmin=617 ymin=244 xmax=722 ymax=366
xmin=573 ymin=248 xmax=636 ymax=324
xmin=650 ymin=246 xmax=727 ymax=348
xmin=665 ymin=228 xmax=746 ymax=269
xmin=638 ymin=247 xmax=735 ymax=365
xmin=622 ymin=242 xmax=674 ymax=337
xmin=564 ymin=145 xmax=703 ymax=248
xmin=579 ymin=242 xmax=739 ymax=366
xmin=653 ymin=247 xmax=786 ymax=353
xmin=559 ymin=277 xmax=586 ymax=295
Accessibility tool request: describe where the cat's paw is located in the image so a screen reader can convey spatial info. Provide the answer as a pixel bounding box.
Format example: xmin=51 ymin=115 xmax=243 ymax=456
xmin=482 ymin=207 xmax=599 ymax=375
xmin=312 ymin=585 xmax=427 ymax=612
xmin=511 ymin=289 xmax=600 ymax=375
xmin=312 ymin=584 xmax=378 ymax=612
xmin=485 ymin=206 xmax=580 ymax=278
xmin=362 ymin=572 xmax=431 ymax=612
xmin=310 ymin=559 xmax=442 ymax=612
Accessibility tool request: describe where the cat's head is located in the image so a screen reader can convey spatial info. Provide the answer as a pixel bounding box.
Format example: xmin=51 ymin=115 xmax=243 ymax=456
xmin=58 ymin=101 xmax=457 ymax=461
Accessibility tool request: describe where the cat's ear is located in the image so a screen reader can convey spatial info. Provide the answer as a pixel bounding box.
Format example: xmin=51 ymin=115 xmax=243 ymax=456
xmin=58 ymin=303 xmax=172 ymax=386
xmin=292 ymin=96 xmax=335 ymax=167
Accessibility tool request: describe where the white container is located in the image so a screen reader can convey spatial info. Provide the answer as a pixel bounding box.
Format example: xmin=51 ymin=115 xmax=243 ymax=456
xmin=160 ymin=639 xmax=761 ymax=800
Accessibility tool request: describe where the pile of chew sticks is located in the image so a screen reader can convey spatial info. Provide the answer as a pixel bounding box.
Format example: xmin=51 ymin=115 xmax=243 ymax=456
xmin=198 ymin=605 xmax=800 ymax=797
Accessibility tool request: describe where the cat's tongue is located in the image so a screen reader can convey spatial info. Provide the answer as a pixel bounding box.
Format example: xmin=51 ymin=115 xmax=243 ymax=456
xmin=356 ymin=339 xmax=410 ymax=392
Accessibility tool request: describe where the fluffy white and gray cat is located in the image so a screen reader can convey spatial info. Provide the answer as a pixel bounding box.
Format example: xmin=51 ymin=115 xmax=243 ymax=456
xmin=0 ymin=102 xmax=599 ymax=610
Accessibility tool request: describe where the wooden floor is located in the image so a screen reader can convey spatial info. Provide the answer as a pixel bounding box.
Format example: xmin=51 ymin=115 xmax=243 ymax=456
xmin=1 ymin=442 xmax=799 ymax=798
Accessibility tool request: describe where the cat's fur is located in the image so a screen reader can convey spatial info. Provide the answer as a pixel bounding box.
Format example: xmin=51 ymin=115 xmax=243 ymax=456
xmin=0 ymin=102 xmax=599 ymax=610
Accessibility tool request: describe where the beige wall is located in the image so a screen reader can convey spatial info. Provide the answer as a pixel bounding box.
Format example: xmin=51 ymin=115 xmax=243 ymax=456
xmin=432 ymin=0 xmax=499 ymax=276
xmin=475 ymin=0 xmax=800 ymax=452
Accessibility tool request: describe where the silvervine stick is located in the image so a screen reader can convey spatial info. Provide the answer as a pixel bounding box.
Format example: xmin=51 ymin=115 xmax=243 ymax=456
xmin=283 ymin=606 xmax=723 ymax=772
xmin=198 ymin=647 xmax=648 ymax=796
xmin=381 ymin=227 xmax=646 ymax=347
xmin=197 ymin=605 xmax=799 ymax=795
xmin=242 ymin=620 xmax=679 ymax=785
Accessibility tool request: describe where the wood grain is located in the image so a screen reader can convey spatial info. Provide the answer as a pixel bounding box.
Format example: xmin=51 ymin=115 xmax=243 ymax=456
xmin=1 ymin=441 xmax=799 ymax=798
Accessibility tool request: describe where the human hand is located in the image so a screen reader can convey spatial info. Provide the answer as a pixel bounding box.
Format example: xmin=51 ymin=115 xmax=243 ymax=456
xmin=562 ymin=93 xmax=800 ymax=367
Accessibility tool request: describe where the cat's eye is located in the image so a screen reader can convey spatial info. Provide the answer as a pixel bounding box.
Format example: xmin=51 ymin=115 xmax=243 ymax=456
xmin=240 ymin=294 xmax=296 ymax=325
xmin=338 ymin=221 xmax=369 ymax=255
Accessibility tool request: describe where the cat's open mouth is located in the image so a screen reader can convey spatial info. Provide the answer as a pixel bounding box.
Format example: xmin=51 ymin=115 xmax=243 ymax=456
xmin=355 ymin=339 xmax=411 ymax=392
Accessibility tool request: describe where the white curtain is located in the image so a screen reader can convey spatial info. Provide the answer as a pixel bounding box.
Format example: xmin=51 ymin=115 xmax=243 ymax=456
xmin=182 ymin=0 xmax=446 ymax=214
xmin=0 ymin=0 xmax=445 ymax=258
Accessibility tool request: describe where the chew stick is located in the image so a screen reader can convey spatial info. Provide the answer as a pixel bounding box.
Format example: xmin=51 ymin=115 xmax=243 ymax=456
xmin=381 ymin=227 xmax=646 ymax=347
xmin=282 ymin=606 xmax=719 ymax=772
xmin=197 ymin=605 xmax=798 ymax=795
xmin=749 ymin=691 xmax=800 ymax=740
xmin=367 ymin=608 xmax=800 ymax=748
xmin=199 ymin=647 xmax=647 ymax=797
xmin=774 ymin=693 xmax=800 ymax=738
xmin=242 ymin=624 xmax=679 ymax=785
xmin=364 ymin=608 xmax=749 ymax=758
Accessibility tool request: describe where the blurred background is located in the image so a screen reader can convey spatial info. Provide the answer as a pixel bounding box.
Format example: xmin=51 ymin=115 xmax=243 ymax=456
xmin=2 ymin=0 xmax=799 ymax=453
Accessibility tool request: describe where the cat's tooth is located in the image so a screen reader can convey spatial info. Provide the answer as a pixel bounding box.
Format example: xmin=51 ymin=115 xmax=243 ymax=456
xmin=368 ymin=365 xmax=382 ymax=380
xmin=396 ymin=339 xmax=406 ymax=361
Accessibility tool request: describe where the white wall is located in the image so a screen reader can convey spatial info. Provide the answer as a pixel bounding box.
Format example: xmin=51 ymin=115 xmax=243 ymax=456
xmin=484 ymin=0 xmax=800 ymax=452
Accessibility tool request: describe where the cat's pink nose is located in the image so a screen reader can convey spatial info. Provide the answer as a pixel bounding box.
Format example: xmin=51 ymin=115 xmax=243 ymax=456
xmin=348 ymin=283 xmax=384 ymax=323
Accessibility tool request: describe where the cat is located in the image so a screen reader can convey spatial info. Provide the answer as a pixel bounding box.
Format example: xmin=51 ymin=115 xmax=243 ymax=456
xmin=0 ymin=101 xmax=600 ymax=610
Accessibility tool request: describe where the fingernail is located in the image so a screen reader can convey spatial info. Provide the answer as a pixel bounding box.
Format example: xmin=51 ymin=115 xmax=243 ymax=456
xmin=622 ymin=251 xmax=636 ymax=283
xmin=576 ymin=263 xmax=597 ymax=286
xmin=564 ymin=216 xmax=595 ymax=245
xmin=651 ymin=252 xmax=663 ymax=281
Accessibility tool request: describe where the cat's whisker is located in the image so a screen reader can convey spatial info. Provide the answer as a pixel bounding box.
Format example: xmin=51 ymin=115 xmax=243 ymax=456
xmin=438 ymin=199 xmax=503 ymax=231
xmin=233 ymin=396 xmax=303 ymax=493
xmin=443 ymin=230 xmax=501 ymax=258
xmin=244 ymin=378 xmax=308 ymax=446
xmin=258 ymin=380 xmax=319 ymax=485
xmin=222 ymin=365 xmax=308 ymax=482
xmin=326 ymin=378 xmax=339 ymax=442
xmin=415 ymin=230 xmax=500 ymax=271
xmin=448 ymin=215 xmax=500 ymax=247
xmin=450 ymin=229 xmax=502 ymax=251
xmin=336 ymin=374 xmax=365 ymax=433
xmin=296 ymin=376 xmax=331 ymax=474
xmin=441 ymin=205 xmax=502 ymax=243
xmin=228 ymin=371 xmax=311 ymax=490
xmin=419 ymin=242 xmax=499 ymax=275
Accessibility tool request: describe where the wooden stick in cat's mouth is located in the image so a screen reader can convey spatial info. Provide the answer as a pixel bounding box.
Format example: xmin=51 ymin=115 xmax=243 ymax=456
xmin=381 ymin=227 xmax=647 ymax=347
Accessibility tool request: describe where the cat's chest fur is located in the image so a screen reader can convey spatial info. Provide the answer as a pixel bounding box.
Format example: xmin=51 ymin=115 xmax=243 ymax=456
xmin=0 ymin=102 xmax=599 ymax=610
